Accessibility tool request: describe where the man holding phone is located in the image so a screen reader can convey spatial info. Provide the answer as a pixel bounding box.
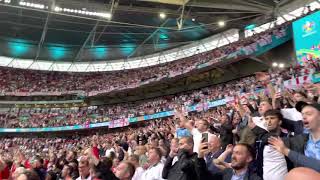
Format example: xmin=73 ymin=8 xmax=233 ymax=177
xmin=175 ymin=108 xmax=214 ymax=153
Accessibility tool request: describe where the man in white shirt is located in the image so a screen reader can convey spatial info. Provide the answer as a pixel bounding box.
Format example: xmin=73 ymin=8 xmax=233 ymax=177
xmin=76 ymin=157 xmax=92 ymax=180
xmin=140 ymin=147 xmax=165 ymax=180
xmin=175 ymin=109 xmax=214 ymax=153
xmin=128 ymin=154 xmax=144 ymax=180
xmin=250 ymin=109 xmax=289 ymax=180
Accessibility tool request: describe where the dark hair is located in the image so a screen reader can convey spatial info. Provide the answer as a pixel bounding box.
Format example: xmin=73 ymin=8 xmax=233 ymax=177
xmin=64 ymin=164 xmax=74 ymax=176
xmin=263 ymin=109 xmax=283 ymax=121
xmin=180 ymin=137 xmax=194 ymax=145
xmin=236 ymin=143 xmax=255 ymax=160
xmin=46 ymin=171 xmax=57 ymax=180
xmin=19 ymin=170 xmax=40 ymax=180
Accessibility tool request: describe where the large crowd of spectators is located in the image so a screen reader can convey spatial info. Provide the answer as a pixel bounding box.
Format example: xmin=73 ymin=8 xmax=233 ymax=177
xmin=1 ymin=59 xmax=320 ymax=179
xmin=0 ymin=24 xmax=288 ymax=96
xmin=1 ymin=9 xmax=320 ymax=180
xmin=0 ymin=62 xmax=316 ymax=128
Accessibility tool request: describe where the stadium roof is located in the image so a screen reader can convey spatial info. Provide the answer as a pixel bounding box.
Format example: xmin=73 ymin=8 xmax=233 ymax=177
xmin=0 ymin=0 xmax=318 ymax=71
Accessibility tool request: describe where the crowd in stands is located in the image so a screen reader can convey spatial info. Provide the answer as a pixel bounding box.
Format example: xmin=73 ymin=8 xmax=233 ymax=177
xmin=1 ymin=9 xmax=320 ymax=180
xmin=0 ymin=24 xmax=289 ymax=96
xmin=0 ymin=61 xmax=316 ymax=128
xmin=1 ymin=59 xmax=320 ymax=179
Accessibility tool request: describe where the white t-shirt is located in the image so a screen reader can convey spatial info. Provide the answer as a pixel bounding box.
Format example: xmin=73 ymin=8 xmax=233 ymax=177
xmin=191 ymin=128 xmax=214 ymax=153
xmin=252 ymin=116 xmax=267 ymax=130
xmin=76 ymin=176 xmax=92 ymax=180
xmin=105 ymin=148 xmax=115 ymax=157
xmin=140 ymin=162 xmax=165 ymax=180
xmin=132 ymin=167 xmax=145 ymax=180
xmin=263 ymin=145 xmax=288 ymax=180
xmin=281 ymin=108 xmax=303 ymax=122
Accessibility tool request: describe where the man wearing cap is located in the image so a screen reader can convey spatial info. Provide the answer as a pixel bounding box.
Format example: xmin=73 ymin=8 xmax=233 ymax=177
xmin=268 ymin=101 xmax=320 ymax=172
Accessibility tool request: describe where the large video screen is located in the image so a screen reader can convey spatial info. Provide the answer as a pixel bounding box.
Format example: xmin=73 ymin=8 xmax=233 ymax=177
xmin=293 ymin=11 xmax=320 ymax=65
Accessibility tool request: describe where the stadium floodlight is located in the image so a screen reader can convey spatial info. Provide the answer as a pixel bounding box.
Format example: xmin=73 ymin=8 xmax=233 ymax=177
xmin=159 ymin=12 xmax=166 ymax=19
xmin=218 ymin=21 xmax=225 ymax=27
xmin=99 ymin=12 xmax=112 ymax=19
xmin=54 ymin=6 xmax=62 ymax=12
xmin=19 ymin=1 xmax=47 ymax=9
xmin=53 ymin=6 xmax=112 ymax=19
xmin=279 ymin=63 xmax=285 ymax=68
xmin=272 ymin=62 xmax=278 ymax=67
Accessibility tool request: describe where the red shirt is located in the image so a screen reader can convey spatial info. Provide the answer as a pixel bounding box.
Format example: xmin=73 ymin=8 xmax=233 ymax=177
xmin=1 ymin=165 xmax=10 ymax=179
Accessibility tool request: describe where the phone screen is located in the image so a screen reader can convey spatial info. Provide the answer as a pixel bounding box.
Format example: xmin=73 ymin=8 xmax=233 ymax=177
xmin=202 ymin=133 xmax=209 ymax=143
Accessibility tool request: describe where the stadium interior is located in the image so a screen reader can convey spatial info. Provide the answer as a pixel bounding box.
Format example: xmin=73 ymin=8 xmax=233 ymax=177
xmin=0 ymin=0 xmax=320 ymax=180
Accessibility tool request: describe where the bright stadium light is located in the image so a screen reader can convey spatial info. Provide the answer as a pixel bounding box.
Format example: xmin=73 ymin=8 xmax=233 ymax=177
xmin=192 ymin=18 xmax=195 ymax=22
xmin=54 ymin=6 xmax=62 ymax=12
xmin=272 ymin=62 xmax=278 ymax=67
xmin=19 ymin=1 xmax=46 ymax=9
xmin=279 ymin=63 xmax=285 ymax=68
xmin=159 ymin=12 xmax=166 ymax=19
xmin=218 ymin=21 xmax=225 ymax=27
xmin=99 ymin=12 xmax=112 ymax=19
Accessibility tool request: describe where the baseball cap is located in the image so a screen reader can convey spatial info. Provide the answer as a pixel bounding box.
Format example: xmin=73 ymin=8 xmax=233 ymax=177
xmin=295 ymin=101 xmax=320 ymax=112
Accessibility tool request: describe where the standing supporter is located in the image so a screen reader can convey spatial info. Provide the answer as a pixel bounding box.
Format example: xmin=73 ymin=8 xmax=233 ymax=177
xmin=76 ymin=157 xmax=91 ymax=180
xmin=61 ymin=164 xmax=74 ymax=180
xmin=140 ymin=147 xmax=164 ymax=180
xmin=133 ymin=145 xmax=148 ymax=167
xmin=114 ymin=161 xmax=135 ymax=180
xmin=128 ymin=155 xmax=144 ymax=180
xmin=249 ymin=110 xmax=293 ymax=179
xmin=268 ymin=102 xmax=320 ymax=172
xmin=204 ymin=135 xmax=231 ymax=175
xmin=175 ymin=109 xmax=214 ymax=153
xmin=162 ymin=137 xmax=199 ymax=180
xmin=219 ymin=114 xmax=234 ymax=149
xmin=197 ymin=143 xmax=261 ymax=180
xmin=30 ymin=156 xmax=46 ymax=180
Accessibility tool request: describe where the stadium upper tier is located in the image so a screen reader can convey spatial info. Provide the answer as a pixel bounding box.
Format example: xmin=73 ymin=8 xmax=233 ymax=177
xmin=0 ymin=0 xmax=319 ymax=72
xmin=0 ymin=65 xmax=314 ymax=129
xmin=0 ymin=26 xmax=289 ymax=96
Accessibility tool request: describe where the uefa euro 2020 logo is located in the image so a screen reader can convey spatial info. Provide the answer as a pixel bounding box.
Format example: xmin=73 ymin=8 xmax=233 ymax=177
xmin=303 ymin=21 xmax=315 ymax=33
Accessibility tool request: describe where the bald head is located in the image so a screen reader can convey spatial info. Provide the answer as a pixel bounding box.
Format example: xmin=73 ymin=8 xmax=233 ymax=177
xmin=285 ymin=167 xmax=320 ymax=180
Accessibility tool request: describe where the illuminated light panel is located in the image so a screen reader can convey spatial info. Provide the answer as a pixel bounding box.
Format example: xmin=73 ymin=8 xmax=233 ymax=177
xmin=53 ymin=6 xmax=112 ymax=19
xmin=19 ymin=1 xmax=47 ymax=9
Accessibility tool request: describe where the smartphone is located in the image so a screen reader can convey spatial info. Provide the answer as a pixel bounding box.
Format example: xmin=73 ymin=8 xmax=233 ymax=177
xmin=202 ymin=133 xmax=209 ymax=143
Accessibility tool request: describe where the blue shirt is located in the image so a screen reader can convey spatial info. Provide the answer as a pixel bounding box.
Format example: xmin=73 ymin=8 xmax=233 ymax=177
xmin=304 ymin=134 xmax=320 ymax=160
xmin=176 ymin=128 xmax=191 ymax=138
